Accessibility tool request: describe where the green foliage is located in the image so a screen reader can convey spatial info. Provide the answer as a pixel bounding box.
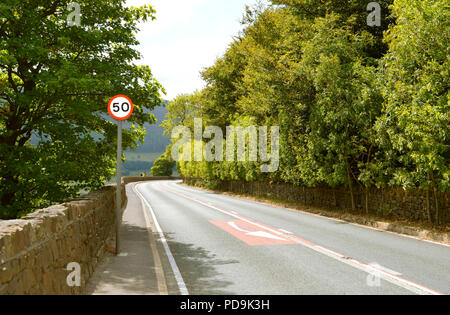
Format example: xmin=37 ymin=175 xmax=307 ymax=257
xmin=161 ymin=93 xmax=202 ymax=135
xmin=0 ymin=0 xmax=164 ymax=218
xmin=375 ymin=0 xmax=449 ymax=192
xmin=151 ymin=150 xmax=175 ymax=177
xmin=161 ymin=0 xmax=448 ymax=222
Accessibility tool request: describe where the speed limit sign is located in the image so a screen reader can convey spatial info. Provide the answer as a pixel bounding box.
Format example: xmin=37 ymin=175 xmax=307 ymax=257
xmin=108 ymin=94 xmax=133 ymax=256
xmin=108 ymin=95 xmax=134 ymax=121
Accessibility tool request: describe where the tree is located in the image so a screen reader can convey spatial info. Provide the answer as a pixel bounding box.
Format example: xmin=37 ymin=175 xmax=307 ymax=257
xmin=271 ymin=0 xmax=394 ymax=59
xmin=200 ymin=39 xmax=248 ymax=130
xmin=374 ymin=0 xmax=449 ymax=224
xmin=160 ymin=93 xmax=202 ymax=136
xmin=0 ymin=0 xmax=164 ymax=219
xmin=151 ymin=151 xmax=175 ymax=177
xmin=160 ymin=0 xmax=448 ymax=224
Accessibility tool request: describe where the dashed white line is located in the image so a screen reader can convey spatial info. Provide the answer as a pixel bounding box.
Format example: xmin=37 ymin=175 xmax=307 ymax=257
xmin=368 ymin=263 xmax=403 ymax=277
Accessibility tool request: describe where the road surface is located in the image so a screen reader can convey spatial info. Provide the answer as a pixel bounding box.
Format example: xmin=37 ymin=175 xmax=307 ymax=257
xmin=134 ymin=180 xmax=450 ymax=295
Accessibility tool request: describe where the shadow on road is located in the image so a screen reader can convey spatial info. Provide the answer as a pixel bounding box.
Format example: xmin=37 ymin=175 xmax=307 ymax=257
xmin=87 ymin=222 xmax=237 ymax=295
xmin=160 ymin=232 xmax=238 ymax=295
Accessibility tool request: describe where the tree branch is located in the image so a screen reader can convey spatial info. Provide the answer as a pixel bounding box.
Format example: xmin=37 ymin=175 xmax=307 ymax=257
xmin=0 ymin=18 xmax=9 ymax=39
xmin=7 ymin=68 xmax=18 ymax=93
xmin=42 ymin=0 xmax=62 ymax=18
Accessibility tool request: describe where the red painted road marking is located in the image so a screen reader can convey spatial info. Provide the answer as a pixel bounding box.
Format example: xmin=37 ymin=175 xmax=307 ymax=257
xmin=211 ymin=220 xmax=297 ymax=246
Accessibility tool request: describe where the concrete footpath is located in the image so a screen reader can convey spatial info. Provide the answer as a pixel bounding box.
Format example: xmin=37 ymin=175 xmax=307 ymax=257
xmin=86 ymin=183 xmax=176 ymax=295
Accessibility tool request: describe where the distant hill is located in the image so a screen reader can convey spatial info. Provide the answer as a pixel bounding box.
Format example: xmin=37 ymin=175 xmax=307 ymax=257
xmin=122 ymin=103 xmax=171 ymax=176
xmin=132 ymin=104 xmax=170 ymax=154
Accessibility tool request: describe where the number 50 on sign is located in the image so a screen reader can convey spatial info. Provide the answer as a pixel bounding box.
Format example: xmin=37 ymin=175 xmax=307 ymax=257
xmin=108 ymin=95 xmax=134 ymax=121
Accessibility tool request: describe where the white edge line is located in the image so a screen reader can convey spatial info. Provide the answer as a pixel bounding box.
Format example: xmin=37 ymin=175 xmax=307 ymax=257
xmin=369 ymin=264 xmax=403 ymax=277
xmin=133 ymin=184 xmax=169 ymax=295
xmin=135 ymin=183 xmax=189 ymax=296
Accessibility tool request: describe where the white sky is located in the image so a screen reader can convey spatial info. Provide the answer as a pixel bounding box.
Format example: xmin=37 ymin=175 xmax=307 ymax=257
xmin=127 ymin=0 xmax=268 ymax=100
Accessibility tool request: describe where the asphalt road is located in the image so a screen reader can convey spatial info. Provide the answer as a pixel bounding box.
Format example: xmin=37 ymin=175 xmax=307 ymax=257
xmin=135 ymin=180 xmax=450 ymax=295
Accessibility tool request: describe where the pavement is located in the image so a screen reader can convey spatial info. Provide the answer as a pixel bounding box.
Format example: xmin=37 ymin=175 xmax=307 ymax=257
xmin=87 ymin=180 xmax=450 ymax=295
xmin=86 ymin=183 xmax=178 ymax=295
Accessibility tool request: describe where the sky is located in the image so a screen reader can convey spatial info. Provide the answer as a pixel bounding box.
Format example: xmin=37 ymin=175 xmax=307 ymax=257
xmin=127 ymin=0 xmax=268 ymax=101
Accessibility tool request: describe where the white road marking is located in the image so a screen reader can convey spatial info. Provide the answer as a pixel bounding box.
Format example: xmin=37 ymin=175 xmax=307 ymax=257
xmin=228 ymin=221 xmax=252 ymax=233
xmin=135 ymin=184 xmax=189 ymax=296
xmin=247 ymin=230 xmax=289 ymax=241
xmin=161 ymin=182 xmax=443 ymax=296
xmin=228 ymin=222 xmax=289 ymax=241
xmin=279 ymin=229 xmax=294 ymax=235
xmin=369 ymin=263 xmax=403 ymax=276
xmin=133 ymin=184 xmax=169 ymax=295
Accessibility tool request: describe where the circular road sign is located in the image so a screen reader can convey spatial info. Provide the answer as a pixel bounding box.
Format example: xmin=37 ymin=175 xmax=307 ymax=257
xmin=108 ymin=95 xmax=134 ymax=120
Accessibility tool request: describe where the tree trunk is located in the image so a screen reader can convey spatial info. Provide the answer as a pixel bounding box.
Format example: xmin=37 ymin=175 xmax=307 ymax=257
xmin=365 ymin=186 xmax=369 ymax=215
xmin=430 ymin=173 xmax=440 ymax=226
xmin=426 ymin=188 xmax=432 ymax=225
xmin=434 ymin=188 xmax=440 ymax=226
xmin=303 ymin=186 xmax=306 ymax=205
xmin=347 ymin=166 xmax=355 ymax=211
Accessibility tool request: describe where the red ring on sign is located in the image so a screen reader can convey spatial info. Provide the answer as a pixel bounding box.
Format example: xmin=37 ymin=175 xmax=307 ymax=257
xmin=108 ymin=94 xmax=134 ymax=121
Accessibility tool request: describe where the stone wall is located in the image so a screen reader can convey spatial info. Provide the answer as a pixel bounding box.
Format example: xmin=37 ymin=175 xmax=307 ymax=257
xmin=185 ymin=179 xmax=449 ymax=225
xmin=0 ymin=176 xmax=181 ymax=295
xmin=0 ymin=184 xmax=126 ymax=295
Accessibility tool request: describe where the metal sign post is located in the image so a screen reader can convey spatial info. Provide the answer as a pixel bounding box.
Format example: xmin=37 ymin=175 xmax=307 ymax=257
xmin=116 ymin=120 xmax=122 ymax=254
xmin=108 ymin=95 xmax=134 ymax=256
